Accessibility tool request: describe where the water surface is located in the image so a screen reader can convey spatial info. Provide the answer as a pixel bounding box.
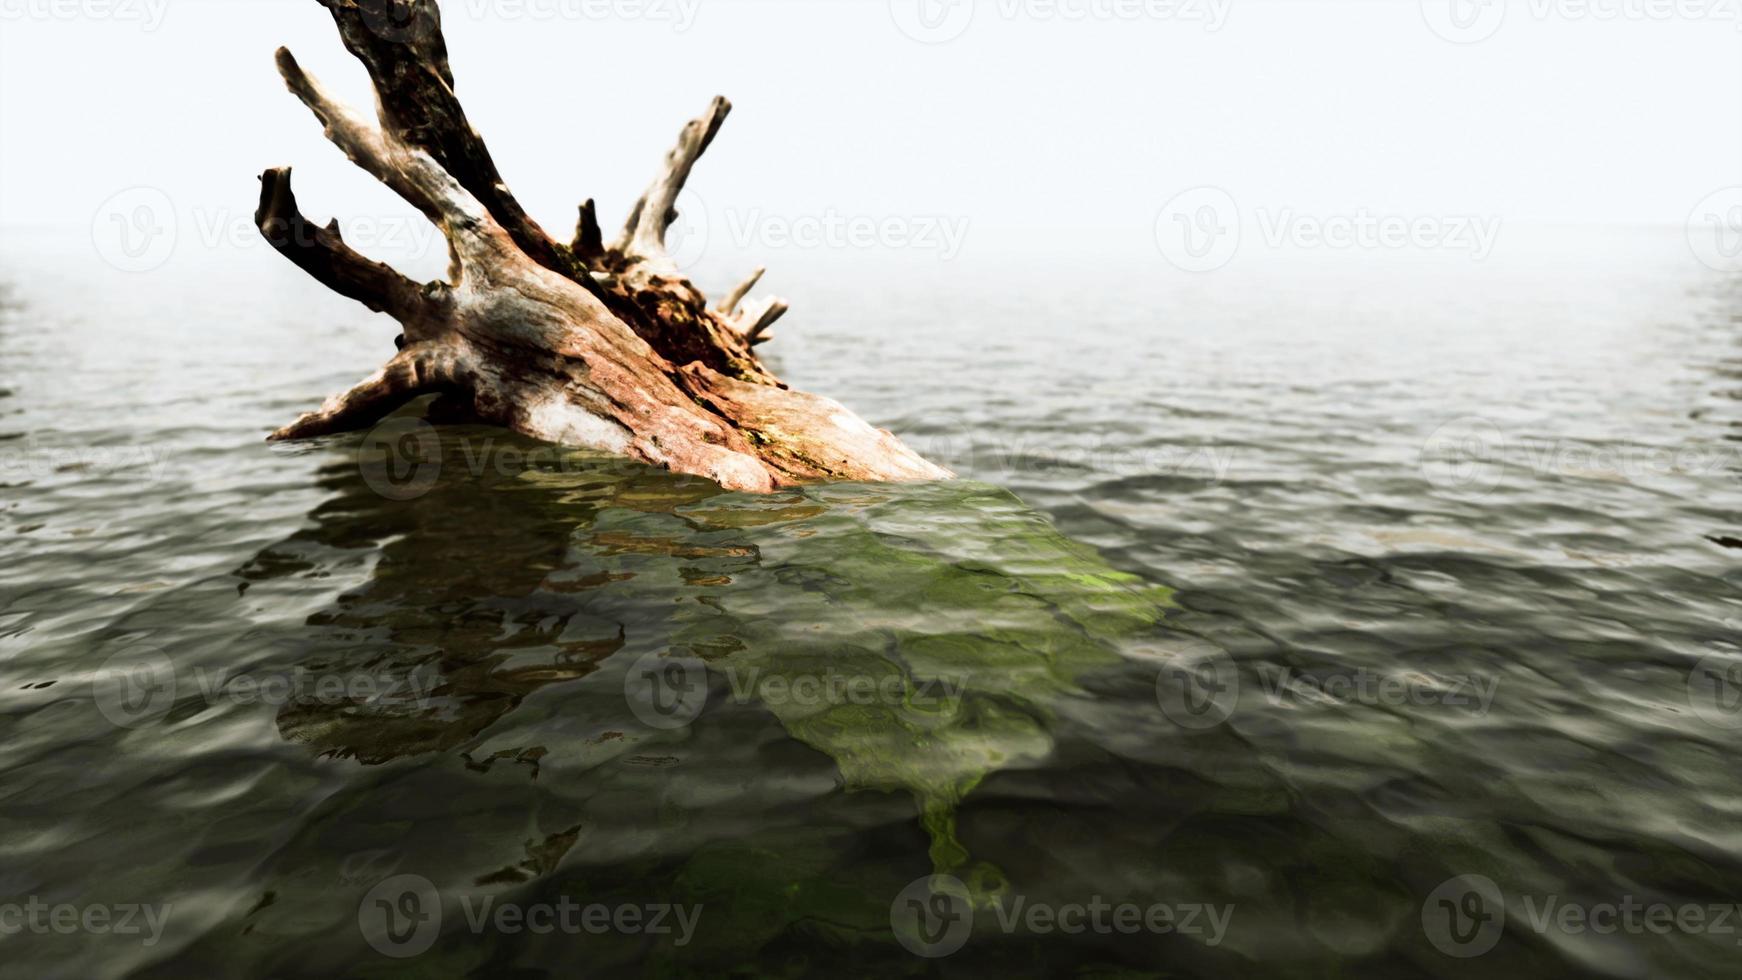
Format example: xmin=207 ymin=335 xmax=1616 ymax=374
xmin=2 ymin=228 xmax=1739 ymax=977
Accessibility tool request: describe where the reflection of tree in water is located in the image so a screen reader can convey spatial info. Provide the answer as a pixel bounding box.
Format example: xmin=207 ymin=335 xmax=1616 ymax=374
xmin=234 ymin=424 xmax=1189 ymax=886
xmin=235 ymin=425 xmax=747 ymax=764
xmin=180 ymin=424 xmax=1241 ymax=977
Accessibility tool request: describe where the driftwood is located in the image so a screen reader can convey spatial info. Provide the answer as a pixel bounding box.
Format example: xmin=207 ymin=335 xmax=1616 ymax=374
xmin=256 ymin=0 xmax=948 ymax=492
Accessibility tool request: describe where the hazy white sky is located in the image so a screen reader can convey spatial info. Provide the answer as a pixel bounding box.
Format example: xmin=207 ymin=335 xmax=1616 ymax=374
xmin=1 ymin=0 xmax=1738 ymax=266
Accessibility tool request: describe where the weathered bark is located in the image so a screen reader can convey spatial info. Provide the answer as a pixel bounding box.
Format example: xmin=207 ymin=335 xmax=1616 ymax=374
xmin=259 ymin=0 xmax=949 ymax=493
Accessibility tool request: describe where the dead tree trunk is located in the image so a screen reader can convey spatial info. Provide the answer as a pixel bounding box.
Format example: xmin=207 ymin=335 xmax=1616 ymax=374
xmin=256 ymin=0 xmax=949 ymax=493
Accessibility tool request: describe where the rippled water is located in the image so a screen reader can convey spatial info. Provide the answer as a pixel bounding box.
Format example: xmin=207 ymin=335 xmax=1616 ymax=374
xmin=2 ymin=228 xmax=1739 ymax=978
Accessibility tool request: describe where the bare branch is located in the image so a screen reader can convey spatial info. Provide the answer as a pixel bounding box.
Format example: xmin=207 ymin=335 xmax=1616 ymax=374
xmin=255 ymin=167 xmax=431 ymax=322
xmin=572 ymin=199 xmax=604 ymax=264
xmin=716 ymin=266 xmax=765 ymax=318
xmin=616 ymin=96 xmax=732 ymax=260
xmin=268 ymin=344 xmax=465 ymax=440
xmin=739 ymin=296 xmax=790 ymax=346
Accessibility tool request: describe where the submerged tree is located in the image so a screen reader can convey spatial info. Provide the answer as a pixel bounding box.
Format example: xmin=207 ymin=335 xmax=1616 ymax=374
xmin=256 ymin=0 xmax=950 ymax=492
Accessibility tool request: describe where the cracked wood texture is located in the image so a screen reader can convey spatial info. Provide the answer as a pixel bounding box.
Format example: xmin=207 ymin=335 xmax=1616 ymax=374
xmin=257 ymin=0 xmax=949 ymax=493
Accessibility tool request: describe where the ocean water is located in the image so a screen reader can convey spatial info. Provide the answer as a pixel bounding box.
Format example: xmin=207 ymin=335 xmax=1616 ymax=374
xmin=1 ymin=227 xmax=1739 ymax=978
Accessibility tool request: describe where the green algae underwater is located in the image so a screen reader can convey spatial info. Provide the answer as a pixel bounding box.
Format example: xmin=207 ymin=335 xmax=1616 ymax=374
xmin=157 ymin=424 xmax=1190 ymax=975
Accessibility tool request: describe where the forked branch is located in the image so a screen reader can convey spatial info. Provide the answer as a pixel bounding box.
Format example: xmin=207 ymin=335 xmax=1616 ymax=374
xmin=255 ymin=167 xmax=428 ymax=322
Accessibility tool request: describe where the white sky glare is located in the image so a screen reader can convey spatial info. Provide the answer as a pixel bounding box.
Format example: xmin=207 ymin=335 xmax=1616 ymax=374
xmin=0 ymin=0 xmax=1738 ymax=260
